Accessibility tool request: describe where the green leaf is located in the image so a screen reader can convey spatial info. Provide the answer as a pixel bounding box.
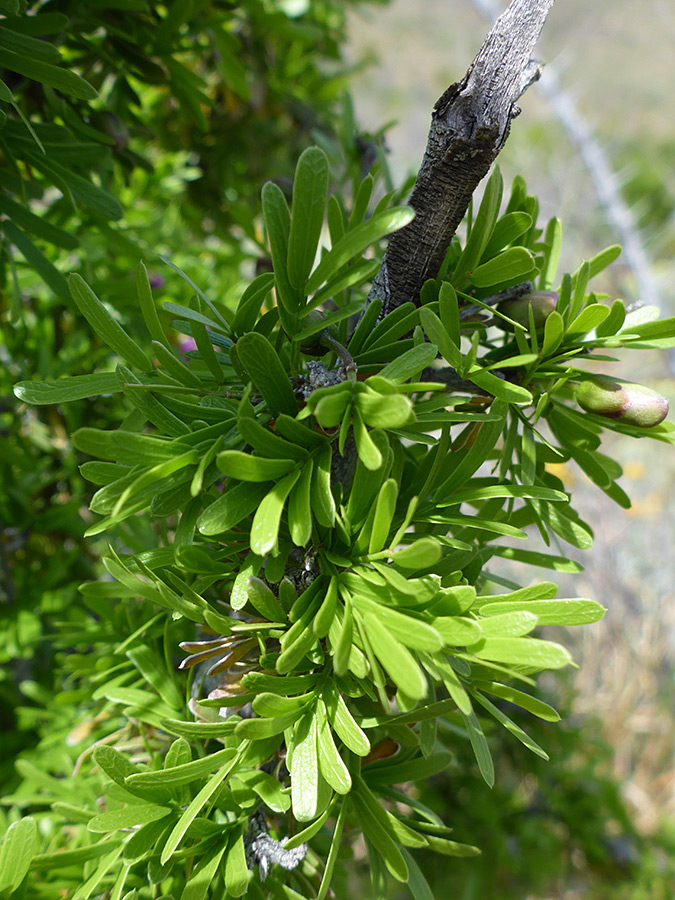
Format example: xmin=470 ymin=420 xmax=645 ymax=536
xmin=452 ymin=166 xmax=502 ymax=285
xmin=462 ymin=710 xmax=494 ymax=787
xmin=2 ymin=219 xmax=72 ymax=303
xmin=246 ymin=576 xmax=286 ymax=621
xmin=0 ymin=193 xmax=78 ymax=248
xmin=420 ymin=307 xmax=462 ymax=369
xmin=231 ymin=272 xmax=275 ymax=336
xmin=323 ymin=685 xmax=370 ymax=756
xmin=480 ymin=598 xmax=605 ymax=626
xmin=1 ymin=46 xmax=96 ymax=98
xmin=369 ymin=478 xmax=398 ymax=554
xmin=378 ymin=343 xmax=439 ymax=383
xmin=288 ymin=147 xmax=329 ymax=288
xmin=126 ymin=747 xmax=235 ymax=788
xmin=28 ymin=155 xmax=123 ymax=219
xmin=481 ymin=211 xmax=533 ymax=260
xmin=290 ymin=714 xmax=321 ymax=821
xmin=305 ymin=206 xmax=415 ymax=295
xmin=73 ymin=428 xmax=174 ymax=465
xmin=316 ymin=699 xmax=351 ymax=794
xmin=473 ymin=691 xmax=549 ymax=759
xmin=0 ymin=816 xmax=38 ymax=893
xmin=236 ymin=332 xmax=297 ymax=416
xmin=160 ymin=747 xmax=245 ymax=864
xmin=365 ymin=752 xmax=451 ymax=785
xmin=88 ymin=804 xmax=171 ymax=834
xmin=474 ymin=682 xmax=560 ymax=721
xmin=464 ymin=364 xmax=533 ymax=404
xmin=477 ymin=610 xmax=538 ymax=637
xmin=363 ymin=612 xmax=427 ymax=700
xmin=474 ymin=636 xmax=574 ymax=669
xmin=351 ymin=778 xmax=408 ymax=882
xmin=250 ymin=469 xmax=301 ymax=556
xmin=216 ymin=450 xmax=294 ymax=482
xmin=470 ymin=246 xmax=535 ymax=288
xmin=262 ymin=180 xmax=300 ymax=317
xmin=14 ymin=372 xmax=121 ymax=405
xmin=355 ymin=389 xmax=413 ymax=429
xmin=180 ymin=842 xmax=228 ymax=900
xmin=224 ymin=831 xmax=250 ymax=898
xmin=311 ymin=443 xmax=336 ymax=527
xmin=288 ymin=460 xmax=314 ymax=546
xmin=432 ymin=616 xmax=482 ymax=647
xmin=351 ymin=595 xmax=442 ymax=652
xmin=69 ymin=275 xmax=152 ymax=371
xmin=566 ymin=303 xmax=611 ymax=339
xmin=390 ymin=537 xmax=442 ymax=570
xmin=198 ymin=481 xmax=269 ymax=534
xmin=541 ymin=309 xmax=564 ymax=357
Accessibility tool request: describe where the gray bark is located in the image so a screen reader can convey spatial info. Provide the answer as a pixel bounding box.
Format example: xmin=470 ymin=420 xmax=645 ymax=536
xmin=370 ymin=0 xmax=554 ymax=317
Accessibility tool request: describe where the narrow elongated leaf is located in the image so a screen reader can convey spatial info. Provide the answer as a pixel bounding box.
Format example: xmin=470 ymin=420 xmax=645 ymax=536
xmin=126 ymin=747 xmax=235 ymax=788
xmin=363 ymin=613 xmax=427 ymax=700
xmin=480 ymin=598 xmax=605 ymax=626
xmin=160 ymin=750 xmax=243 ymax=864
xmin=288 ymin=147 xmax=329 ymax=288
xmin=369 ymin=478 xmax=398 ymax=554
xmin=420 ymin=307 xmax=462 ymax=369
xmin=0 ymin=816 xmax=38 ymax=892
xmin=14 ymin=372 xmax=121 ymax=405
xmin=305 ymin=206 xmax=415 ymax=295
xmin=236 ymin=332 xmax=297 ymax=416
xmin=1 ymin=47 xmax=96 ymax=98
xmin=316 ymin=699 xmax=351 ymax=794
xmin=473 ymin=691 xmax=549 ymax=759
xmin=462 ymin=710 xmax=494 ymax=787
xmin=2 ymin=219 xmax=71 ymax=303
xmin=323 ymin=685 xmax=370 ymax=756
xmin=474 ymin=636 xmax=574 ymax=669
xmin=73 ymin=429 xmax=174 ymax=465
xmin=70 ymin=275 xmax=152 ymax=371
xmin=288 ymin=460 xmax=314 ymax=546
xmin=470 ymin=246 xmax=535 ymax=288
xmin=88 ymin=804 xmax=171 ymax=833
xmin=262 ymin=180 xmax=300 ymax=316
xmin=351 ymin=778 xmax=408 ymax=882
xmin=475 ymin=682 xmax=560 ymax=721
xmin=180 ymin=842 xmax=228 ymax=900
xmin=464 ymin=364 xmax=533 ymax=404
xmin=216 ymin=450 xmax=294 ymax=482
xmin=197 ymin=481 xmax=269 ymax=535
xmin=291 ymin=715 xmax=321 ymax=821
xmin=250 ymin=469 xmax=301 ymax=556
xmin=224 ymin=831 xmax=250 ymax=898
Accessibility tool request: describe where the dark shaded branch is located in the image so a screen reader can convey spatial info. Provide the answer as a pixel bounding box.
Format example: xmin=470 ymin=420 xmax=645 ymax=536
xmin=370 ymin=0 xmax=554 ymax=316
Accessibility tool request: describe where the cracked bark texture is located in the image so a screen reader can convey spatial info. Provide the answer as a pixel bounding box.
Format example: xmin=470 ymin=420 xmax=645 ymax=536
xmin=370 ymin=0 xmax=554 ymax=317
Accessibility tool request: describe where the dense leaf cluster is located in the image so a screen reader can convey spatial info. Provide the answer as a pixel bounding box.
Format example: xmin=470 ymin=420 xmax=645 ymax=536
xmin=7 ymin=144 xmax=674 ymax=898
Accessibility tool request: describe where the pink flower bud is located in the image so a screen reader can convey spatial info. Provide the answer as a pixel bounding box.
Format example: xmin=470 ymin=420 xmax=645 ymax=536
xmin=575 ymin=376 xmax=669 ymax=428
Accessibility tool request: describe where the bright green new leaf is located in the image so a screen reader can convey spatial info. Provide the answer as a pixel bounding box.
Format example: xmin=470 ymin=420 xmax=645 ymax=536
xmin=351 ymin=778 xmax=408 ymax=882
xmin=224 ymin=831 xmax=250 ymax=897
xmin=180 ymin=842 xmax=228 ymax=900
xmin=363 ymin=612 xmax=427 ymax=700
xmin=369 ymin=478 xmax=398 ymax=554
xmin=390 ymin=537 xmax=442 ymax=570
xmin=480 ymin=598 xmax=605 ymax=626
xmin=477 ymin=610 xmax=538 ymax=637
xmin=464 ymin=364 xmax=533 ymax=404
xmin=291 ymin=714 xmax=321 ymax=821
xmin=474 ymin=636 xmax=574 ymax=670
xmin=0 ymin=816 xmax=38 ymax=893
xmin=88 ymin=804 xmax=171 ymax=834
xmin=288 ymin=460 xmax=314 ymax=546
xmin=246 ymin=576 xmax=286 ymax=621
xmin=316 ymin=699 xmax=351 ymax=794
xmin=323 ymin=685 xmax=370 ymax=756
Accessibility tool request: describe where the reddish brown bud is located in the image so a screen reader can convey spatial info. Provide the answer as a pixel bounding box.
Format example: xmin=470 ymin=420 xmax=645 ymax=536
xmin=496 ymin=290 xmax=558 ymax=330
xmin=575 ymin=376 xmax=669 ymax=428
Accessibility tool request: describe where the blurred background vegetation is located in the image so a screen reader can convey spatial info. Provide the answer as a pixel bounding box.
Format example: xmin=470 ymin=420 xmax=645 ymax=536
xmin=1 ymin=1 xmax=673 ymax=897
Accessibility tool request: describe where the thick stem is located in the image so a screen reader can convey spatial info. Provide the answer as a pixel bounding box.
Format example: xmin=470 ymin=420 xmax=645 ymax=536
xmin=370 ymin=0 xmax=554 ymax=316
